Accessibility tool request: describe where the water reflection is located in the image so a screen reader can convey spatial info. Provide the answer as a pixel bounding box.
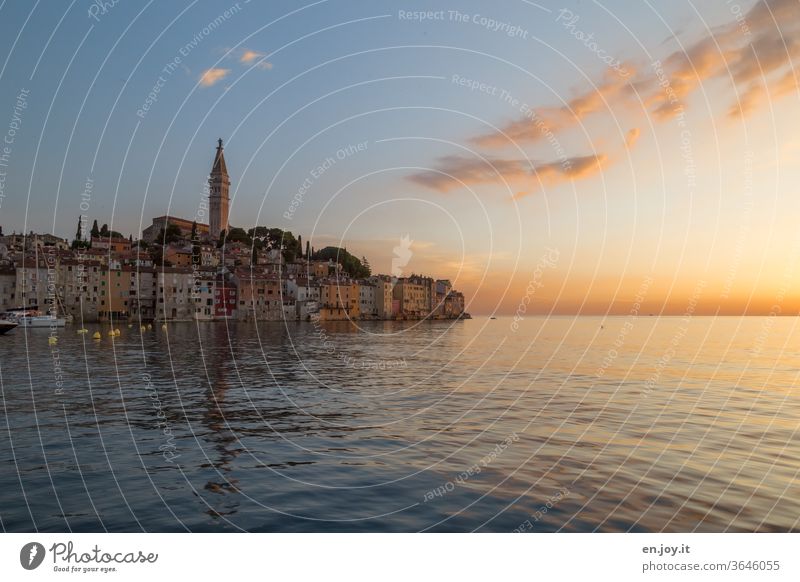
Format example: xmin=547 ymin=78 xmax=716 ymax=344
xmin=1 ymin=317 xmax=799 ymax=531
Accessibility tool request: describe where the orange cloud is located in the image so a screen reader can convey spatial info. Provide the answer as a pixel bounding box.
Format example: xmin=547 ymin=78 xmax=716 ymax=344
xmin=413 ymin=0 xmax=798 ymax=201
xmin=729 ymin=82 xmax=765 ymax=118
xmin=475 ymin=0 xmax=800 ymax=144
xmin=407 ymin=156 xmax=532 ymax=192
xmin=527 ymin=154 xmax=608 ymax=193
xmin=240 ymin=49 xmax=273 ymax=70
xmin=773 ymin=69 xmax=799 ymax=97
xmin=240 ymin=49 xmax=262 ymax=63
xmin=473 ymin=69 xmax=633 ymax=148
xmin=199 ymin=68 xmax=229 ymax=87
xmin=625 ymin=127 xmax=641 ymax=149
xmin=407 ymin=153 xmax=607 ymax=196
xmin=652 ymin=0 xmax=800 ymax=119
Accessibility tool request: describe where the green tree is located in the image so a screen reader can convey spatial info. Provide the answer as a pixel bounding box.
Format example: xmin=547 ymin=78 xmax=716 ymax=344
xmin=191 ymin=221 xmax=198 ymax=240
xmin=75 ymin=217 xmax=82 ymax=242
xmin=90 ymin=220 xmax=100 ymax=239
xmin=314 ymin=246 xmax=370 ymax=278
xmin=226 ymin=227 xmax=251 ymax=244
xmin=100 ymin=223 xmax=110 ymax=237
xmin=149 ymin=245 xmax=164 ymax=266
xmin=248 ymin=226 xmax=271 ymax=242
xmin=159 ymin=223 xmax=183 ymax=245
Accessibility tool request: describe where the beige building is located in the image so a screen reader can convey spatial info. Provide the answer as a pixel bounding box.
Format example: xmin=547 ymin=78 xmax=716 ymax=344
xmin=15 ymin=260 xmax=50 ymax=309
xmin=0 ymin=266 xmax=16 ymax=309
xmin=91 ymin=236 xmax=131 ymax=254
xmin=359 ymin=283 xmax=377 ymax=318
xmin=392 ymin=278 xmax=427 ymax=318
xmin=368 ymin=276 xmax=394 ymax=319
xmin=156 ymin=268 xmax=195 ymax=321
xmin=128 ymin=267 xmax=158 ymax=321
xmin=233 ymin=270 xmax=284 ymax=321
xmin=164 ymin=245 xmax=193 ymax=268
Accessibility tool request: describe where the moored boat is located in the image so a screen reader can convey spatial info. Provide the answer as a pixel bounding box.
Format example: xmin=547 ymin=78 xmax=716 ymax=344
xmin=0 ymin=320 xmax=18 ymax=335
xmin=1 ymin=308 xmax=66 ymax=328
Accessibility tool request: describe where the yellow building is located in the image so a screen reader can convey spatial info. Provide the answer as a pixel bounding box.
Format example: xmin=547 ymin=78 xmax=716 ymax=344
xmin=319 ymin=280 xmax=360 ymax=320
xmin=392 ymin=279 xmax=427 ymax=317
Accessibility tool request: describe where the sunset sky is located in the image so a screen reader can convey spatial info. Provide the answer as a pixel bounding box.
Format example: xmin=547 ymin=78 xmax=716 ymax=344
xmin=0 ymin=0 xmax=798 ymax=315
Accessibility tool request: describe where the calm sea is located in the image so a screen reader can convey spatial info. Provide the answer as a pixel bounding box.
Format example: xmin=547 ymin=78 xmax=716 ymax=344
xmin=1 ymin=316 xmax=799 ymax=532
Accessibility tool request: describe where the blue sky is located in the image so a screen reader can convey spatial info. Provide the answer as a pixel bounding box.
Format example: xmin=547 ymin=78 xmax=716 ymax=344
xmin=4 ymin=0 xmax=800 ymax=315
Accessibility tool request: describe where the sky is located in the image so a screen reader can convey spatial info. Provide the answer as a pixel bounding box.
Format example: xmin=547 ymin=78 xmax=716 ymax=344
xmin=0 ymin=0 xmax=798 ymax=315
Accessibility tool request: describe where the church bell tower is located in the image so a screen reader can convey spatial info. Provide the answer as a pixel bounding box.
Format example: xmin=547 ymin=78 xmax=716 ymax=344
xmin=209 ymin=138 xmax=230 ymax=240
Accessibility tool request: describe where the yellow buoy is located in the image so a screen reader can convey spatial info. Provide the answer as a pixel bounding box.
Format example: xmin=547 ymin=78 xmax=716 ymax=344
xmin=140 ymin=325 xmax=146 ymax=331
xmin=48 ymin=336 xmax=58 ymax=345
xmin=114 ymin=329 xmax=121 ymax=336
xmin=92 ymin=332 xmax=101 ymax=340
xmin=161 ymin=323 xmax=168 ymax=330
xmin=127 ymin=324 xmax=133 ymax=328
xmin=147 ymin=323 xmax=152 ymax=330
xmin=77 ymin=328 xmax=88 ymax=334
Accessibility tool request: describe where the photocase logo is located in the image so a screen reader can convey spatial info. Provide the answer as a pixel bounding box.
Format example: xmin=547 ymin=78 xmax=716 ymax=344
xmin=391 ymin=234 xmax=413 ymax=285
xmin=20 ymin=542 xmax=45 ymax=570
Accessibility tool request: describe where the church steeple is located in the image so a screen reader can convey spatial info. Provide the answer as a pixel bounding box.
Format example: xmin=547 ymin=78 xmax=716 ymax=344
xmin=212 ymin=138 xmax=228 ymax=176
xmin=209 ymin=138 xmax=230 ymax=240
